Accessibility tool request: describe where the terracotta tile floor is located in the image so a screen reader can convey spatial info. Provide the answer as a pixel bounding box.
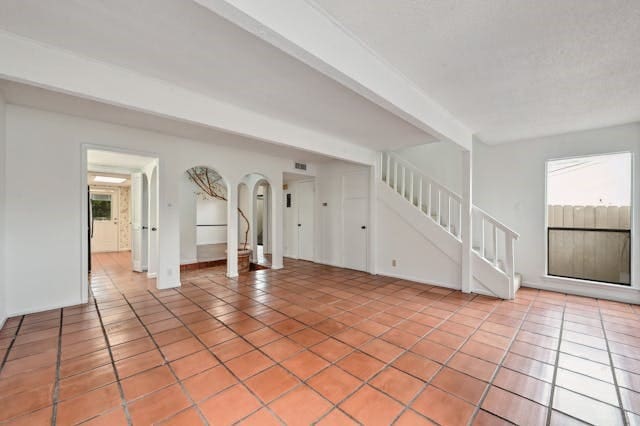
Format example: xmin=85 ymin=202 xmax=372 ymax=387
xmin=1 ymin=252 xmax=640 ymax=425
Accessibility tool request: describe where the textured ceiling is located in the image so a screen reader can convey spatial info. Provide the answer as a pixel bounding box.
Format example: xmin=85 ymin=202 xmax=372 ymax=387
xmin=311 ymin=0 xmax=640 ymax=143
xmin=0 ymin=0 xmax=436 ymax=151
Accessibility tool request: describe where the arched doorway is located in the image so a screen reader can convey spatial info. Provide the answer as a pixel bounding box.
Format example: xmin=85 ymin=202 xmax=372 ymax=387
xmin=239 ymin=174 xmax=273 ymax=269
xmin=180 ymin=166 xmax=230 ymax=274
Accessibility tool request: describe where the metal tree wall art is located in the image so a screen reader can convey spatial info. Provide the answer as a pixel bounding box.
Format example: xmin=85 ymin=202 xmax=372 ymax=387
xmin=186 ymin=167 xmax=250 ymax=250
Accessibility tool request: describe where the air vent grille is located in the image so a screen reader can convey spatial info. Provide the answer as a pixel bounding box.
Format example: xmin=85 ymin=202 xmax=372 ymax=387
xmin=294 ymin=162 xmax=307 ymax=171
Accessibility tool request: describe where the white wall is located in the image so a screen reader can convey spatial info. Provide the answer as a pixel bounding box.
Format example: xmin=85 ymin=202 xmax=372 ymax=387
xmin=0 ymin=93 xmax=6 ymax=327
xmin=196 ymin=198 xmax=228 ymax=246
xmin=396 ymin=141 xmax=463 ymax=194
xmin=376 ymin=201 xmax=460 ymax=287
xmin=179 ymin=173 xmax=198 ymax=264
xmin=474 ymin=123 xmax=640 ymax=299
xmin=3 ymin=104 xmax=301 ymax=316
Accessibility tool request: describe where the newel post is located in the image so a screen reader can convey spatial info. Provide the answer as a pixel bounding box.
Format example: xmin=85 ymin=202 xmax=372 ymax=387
xmin=461 ymin=149 xmax=473 ymax=293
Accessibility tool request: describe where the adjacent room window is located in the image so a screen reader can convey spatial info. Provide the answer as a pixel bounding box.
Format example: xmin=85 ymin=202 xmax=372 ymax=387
xmin=91 ymin=193 xmax=112 ymax=220
xmin=546 ymin=152 xmax=632 ymax=285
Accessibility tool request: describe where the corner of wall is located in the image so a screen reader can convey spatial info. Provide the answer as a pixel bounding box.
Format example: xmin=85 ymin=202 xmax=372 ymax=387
xmin=0 ymin=91 xmax=7 ymax=328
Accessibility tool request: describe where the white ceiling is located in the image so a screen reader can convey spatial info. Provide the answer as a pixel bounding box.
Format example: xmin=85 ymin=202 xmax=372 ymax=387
xmin=312 ymin=0 xmax=640 ymax=143
xmin=88 ymin=172 xmax=131 ymax=187
xmin=87 ymin=150 xmax=155 ymax=173
xmin=0 ymin=0 xmax=436 ymax=150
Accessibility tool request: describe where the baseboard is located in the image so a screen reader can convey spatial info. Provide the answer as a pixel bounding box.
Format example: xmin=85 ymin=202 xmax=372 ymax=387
xmin=523 ymin=277 xmax=640 ymax=304
xmin=8 ymin=298 xmax=84 ymax=317
xmin=377 ymin=270 xmax=461 ymax=291
xmin=147 ymin=272 xmax=157 ymax=278
xmin=0 ymin=315 xmax=6 ymax=330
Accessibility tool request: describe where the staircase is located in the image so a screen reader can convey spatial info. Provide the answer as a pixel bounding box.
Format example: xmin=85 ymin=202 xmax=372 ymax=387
xmin=379 ymin=152 xmax=520 ymax=299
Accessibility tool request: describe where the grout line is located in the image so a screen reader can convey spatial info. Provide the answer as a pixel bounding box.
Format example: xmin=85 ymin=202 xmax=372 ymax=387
xmin=468 ymin=297 xmax=535 ymax=425
xmin=93 ymin=295 xmax=134 ymax=425
xmin=0 ymin=315 xmax=24 ymax=372
xmin=598 ymin=303 xmax=629 ymax=426
xmin=145 ymin=288 xmax=282 ymax=425
xmin=385 ymin=296 xmax=501 ymax=426
xmin=186 ymin=277 xmax=498 ymax=426
xmin=178 ymin=276 xmax=427 ymax=423
xmin=50 ymin=308 xmax=64 ymax=425
xmin=544 ymin=301 xmax=566 ymax=425
xmin=85 ymin=254 xmax=639 ymax=426
xmin=119 ymin=292 xmax=211 ymax=425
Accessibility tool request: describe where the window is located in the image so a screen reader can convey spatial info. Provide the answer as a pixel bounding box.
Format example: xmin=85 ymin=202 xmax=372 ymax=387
xmin=91 ymin=193 xmax=112 ymax=220
xmin=546 ymin=152 xmax=632 ymax=285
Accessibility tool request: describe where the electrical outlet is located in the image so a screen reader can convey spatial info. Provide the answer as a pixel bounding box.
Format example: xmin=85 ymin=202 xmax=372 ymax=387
xmin=392 ymin=259 xmax=397 ymax=267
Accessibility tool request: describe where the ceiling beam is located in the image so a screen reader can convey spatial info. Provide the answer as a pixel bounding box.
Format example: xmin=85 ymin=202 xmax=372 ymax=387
xmin=0 ymin=31 xmax=375 ymax=165
xmin=194 ymin=0 xmax=473 ymax=150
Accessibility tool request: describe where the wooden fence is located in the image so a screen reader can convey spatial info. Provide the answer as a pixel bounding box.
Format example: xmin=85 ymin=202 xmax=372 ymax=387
xmin=548 ymin=205 xmax=631 ymax=284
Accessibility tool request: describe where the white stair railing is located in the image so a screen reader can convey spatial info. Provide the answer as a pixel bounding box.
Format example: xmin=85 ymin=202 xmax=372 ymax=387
xmin=472 ymin=206 xmax=519 ymax=298
xmin=380 ymin=152 xmax=463 ymax=240
xmin=379 ymin=152 xmax=520 ymax=298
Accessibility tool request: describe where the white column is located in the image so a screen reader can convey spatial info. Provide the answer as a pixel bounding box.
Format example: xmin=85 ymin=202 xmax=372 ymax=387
xmin=271 ymin=182 xmax=284 ymax=269
xmin=249 ymin=183 xmax=257 ymax=262
xmin=226 ymin=182 xmax=239 ymax=278
xmin=368 ymin=162 xmax=377 ymax=275
xmin=461 ymin=149 xmax=473 ymax=293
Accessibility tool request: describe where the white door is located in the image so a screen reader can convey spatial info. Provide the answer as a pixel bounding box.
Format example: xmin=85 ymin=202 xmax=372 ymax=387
xmin=131 ymin=173 xmax=148 ymax=271
xmin=283 ymin=187 xmax=297 ymax=258
xmin=297 ymin=181 xmax=315 ymax=261
xmin=343 ymin=172 xmax=369 ymax=271
xmin=343 ymin=198 xmax=368 ymax=271
xmin=91 ymin=191 xmax=119 ymax=252
xmin=147 ymin=166 xmax=159 ymax=277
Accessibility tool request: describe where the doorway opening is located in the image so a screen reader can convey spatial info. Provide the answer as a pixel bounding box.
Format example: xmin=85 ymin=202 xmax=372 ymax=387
xmin=283 ymin=172 xmax=315 ymax=261
xmin=180 ymin=166 xmax=229 ymax=274
xmin=89 ymin=172 xmax=131 ymax=254
xmin=83 ymin=148 xmax=159 ymax=299
xmin=239 ymin=173 xmax=273 ymax=270
xmin=546 ymin=152 xmax=632 ymax=285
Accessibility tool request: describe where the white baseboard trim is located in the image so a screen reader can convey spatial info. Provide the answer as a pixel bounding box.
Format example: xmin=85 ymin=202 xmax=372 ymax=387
xmin=0 ymin=315 xmax=6 ymax=330
xmin=523 ymin=277 xmax=640 ymax=304
xmin=157 ymin=283 xmax=181 ymax=290
xmin=377 ymin=270 xmax=461 ymax=291
xmin=471 ymin=286 xmax=498 ymax=298
xmin=8 ymin=299 xmax=84 ymax=317
xmin=146 ymin=272 xmax=157 ymax=279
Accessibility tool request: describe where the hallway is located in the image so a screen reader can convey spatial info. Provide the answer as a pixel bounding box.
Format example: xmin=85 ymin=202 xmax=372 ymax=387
xmin=1 ymin=253 xmax=640 ymax=424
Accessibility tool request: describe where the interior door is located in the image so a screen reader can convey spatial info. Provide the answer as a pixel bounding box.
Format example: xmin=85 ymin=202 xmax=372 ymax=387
xmin=297 ymin=181 xmax=315 ymax=261
xmin=343 ymin=198 xmax=368 ymax=271
xmin=343 ymin=172 xmax=369 ymax=271
xmin=130 ymin=173 xmax=148 ymax=271
xmin=90 ymin=190 xmax=119 ymax=252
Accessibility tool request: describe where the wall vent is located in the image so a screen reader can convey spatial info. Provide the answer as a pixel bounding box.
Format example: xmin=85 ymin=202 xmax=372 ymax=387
xmin=294 ymin=162 xmax=307 ymax=171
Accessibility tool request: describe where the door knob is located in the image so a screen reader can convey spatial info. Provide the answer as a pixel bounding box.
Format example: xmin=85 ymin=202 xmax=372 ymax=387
xmin=151 ymin=227 xmax=158 ymax=231
xmin=361 ymin=226 xmax=366 ymax=229
xmin=142 ymin=226 xmax=148 ymax=230
xmin=298 ymin=224 xmax=301 ymax=227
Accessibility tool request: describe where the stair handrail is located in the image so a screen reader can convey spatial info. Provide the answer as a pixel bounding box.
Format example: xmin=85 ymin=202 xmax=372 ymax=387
xmin=383 ymin=152 xmax=462 ymax=203
xmin=380 ymin=151 xmax=520 ymax=299
xmin=472 ymin=206 xmax=519 ymax=241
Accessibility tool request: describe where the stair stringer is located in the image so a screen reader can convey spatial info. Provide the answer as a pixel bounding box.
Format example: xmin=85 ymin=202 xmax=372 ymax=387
xmin=378 ymin=182 xmax=461 ymax=262
xmin=472 ymin=253 xmax=510 ymax=299
xmin=378 ymin=181 xmax=511 ymax=299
